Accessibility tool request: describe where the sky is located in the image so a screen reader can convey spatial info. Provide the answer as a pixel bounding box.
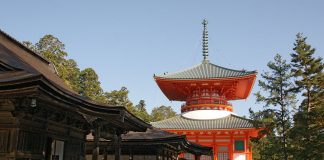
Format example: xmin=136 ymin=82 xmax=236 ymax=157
xmin=1 ymin=1 xmax=323 ymax=117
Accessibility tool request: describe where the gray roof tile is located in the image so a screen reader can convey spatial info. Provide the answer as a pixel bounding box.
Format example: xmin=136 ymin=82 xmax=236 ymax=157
xmin=156 ymin=61 xmax=256 ymax=79
xmin=151 ymin=114 xmax=254 ymax=130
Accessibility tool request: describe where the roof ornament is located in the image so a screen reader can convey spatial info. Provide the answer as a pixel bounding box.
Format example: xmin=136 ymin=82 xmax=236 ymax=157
xmin=202 ymin=19 xmax=209 ymax=62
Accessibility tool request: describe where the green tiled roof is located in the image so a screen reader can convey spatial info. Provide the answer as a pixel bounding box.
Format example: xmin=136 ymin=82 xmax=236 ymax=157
xmin=155 ymin=61 xmax=256 ymax=79
xmin=151 ymin=114 xmax=254 ymax=130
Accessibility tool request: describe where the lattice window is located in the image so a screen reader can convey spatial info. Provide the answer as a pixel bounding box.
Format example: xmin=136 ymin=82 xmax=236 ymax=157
xmin=201 ymin=89 xmax=209 ymax=97
xmin=218 ymin=153 xmax=229 ymax=160
xmin=200 ymin=155 xmax=212 ymax=160
xmin=192 ymin=90 xmax=199 ymax=98
xmin=217 ymin=146 xmax=229 ymax=160
xmin=211 ymin=89 xmax=219 ymax=98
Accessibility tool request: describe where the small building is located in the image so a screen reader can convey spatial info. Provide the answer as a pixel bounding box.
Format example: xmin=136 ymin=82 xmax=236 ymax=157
xmin=0 ymin=29 xmax=150 ymax=160
xmin=152 ymin=20 xmax=260 ymax=160
xmin=86 ymin=128 xmax=213 ymax=160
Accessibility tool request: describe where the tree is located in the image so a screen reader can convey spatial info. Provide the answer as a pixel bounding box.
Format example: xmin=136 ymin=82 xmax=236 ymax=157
xmin=22 ymin=41 xmax=37 ymax=52
xmin=23 ymin=35 xmax=81 ymax=92
xmin=251 ymin=54 xmax=296 ymax=160
xmin=151 ymin=105 xmax=177 ymax=122
xmin=62 ymin=59 xmax=81 ymax=92
xmin=79 ymin=68 xmax=106 ymax=102
xmin=23 ymin=35 xmax=109 ymax=102
xmin=134 ymin=100 xmax=151 ymax=122
xmin=289 ymin=33 xmax=324 ymax=160
xmin=105 ymin=87 xmax=137 ymax=113
xmin=291 ymin=33 xmax=323 ymax=111
xmin=23 ymin=34 xmax=178 ymax=123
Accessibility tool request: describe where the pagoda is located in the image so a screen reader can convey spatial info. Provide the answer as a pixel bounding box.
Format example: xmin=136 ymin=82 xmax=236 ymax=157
xmin=151 ymin=19 xmax=259 ymax=160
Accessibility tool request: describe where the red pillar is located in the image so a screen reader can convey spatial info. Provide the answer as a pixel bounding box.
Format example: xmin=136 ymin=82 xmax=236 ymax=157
xmin=245 ymin=133 xmax=249 ymax=160
xmin=229 ymin=132 xmax=233 ymax=160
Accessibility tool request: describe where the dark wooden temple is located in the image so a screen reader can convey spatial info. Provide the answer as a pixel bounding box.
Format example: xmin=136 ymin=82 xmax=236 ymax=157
xmin=86 ymin=128 xmax=213 ymax=160
xmin=0 ymin=29 xmax=150 ymax=160
xmin=0 ymin=29 xmax=213 ymax=160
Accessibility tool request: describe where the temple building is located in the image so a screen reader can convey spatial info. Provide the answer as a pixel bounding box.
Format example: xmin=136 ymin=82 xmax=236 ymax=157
xmin=0 ymin=29 xmax=213 ymax=160
xmin=152 ymin=20 xmax=260 ymax=160
xmin=86 ymin=128 xmax=213 ymax=160
xmin=0 ymin=29 xmax=151 ymax=160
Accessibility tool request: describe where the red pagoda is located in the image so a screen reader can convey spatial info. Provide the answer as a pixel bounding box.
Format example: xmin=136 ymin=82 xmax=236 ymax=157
xmin=151 ymin=19 xmax=259 ymax=160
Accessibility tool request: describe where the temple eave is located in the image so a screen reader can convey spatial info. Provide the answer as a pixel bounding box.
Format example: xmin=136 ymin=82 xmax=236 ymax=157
xmin=155 ymin=74 xmax=256 ymax=101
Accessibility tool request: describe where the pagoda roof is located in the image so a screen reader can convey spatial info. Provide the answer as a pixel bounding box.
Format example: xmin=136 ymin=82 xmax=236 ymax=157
xmin=155 ymin=60 xmax=256 ymax=80
xmin=151 ymin=114 xmax=254 ymax=130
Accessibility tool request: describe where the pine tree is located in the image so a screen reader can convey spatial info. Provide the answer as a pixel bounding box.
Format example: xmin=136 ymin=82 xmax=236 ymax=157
xmin=252 ymin=54 xmax=296 ymax=160
xmin=289 ymin=33 xmax=324 ymax=160
xmin=79 ymin=68 xmax=106 ymax=103
xmin=134 ymin=100 xmax=151 ymax=122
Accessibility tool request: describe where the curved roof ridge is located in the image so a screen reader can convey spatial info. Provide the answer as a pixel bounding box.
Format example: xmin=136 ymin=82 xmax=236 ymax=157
xmin=154 ymin=61 xmax=257 ymax=79
xmin=0 ymin=29 xmax=49 ymax=64
xmin=230 ymin=113 xmax=251 ymax=120
xmin=208 ymin=62 xmax=256 ymax=74
xmin=155 ymin=63 xmax=203 ymax=78
xmin=150 ymin=115 xmax=181 ymax=124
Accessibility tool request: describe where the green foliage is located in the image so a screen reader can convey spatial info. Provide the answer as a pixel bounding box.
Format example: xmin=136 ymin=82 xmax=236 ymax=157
xmin=252 ymin=54 xmax=296 ymax=160
xmin=250 ymin=135 xmax=283 ymax=160
xmin=22 ymin=41 xmax=37 ymax=52
xmin=79 ymin=68 xmax=105 ymax=102
xmin=151 ymin=105 xmax=177 ymax=122
xmin=134 ymin=100 xmax=151 ymax=122
xmin=104 ymin=87 xmax=177 ymax=123
xmin=23 ymin=35 xmax=81 ymax=92
xmin=255 ymin=54 xmax=297 ymax=109
xmin=63 ymin=59 xmax=81 ymax=92
xmin=291 ymin=33 xmax=323 ymax=111
xmin=23 ymin=35 xmax=105 ymax=102
xmin=251 ymin=34 xmax=324 ymax=160
xmin=289 ymin=33 xmax=324 ymax=160
xmin=35 ymin=35 xmax=81 ymax=91
xmin=105 ymin=87 xmax=135 ymax=111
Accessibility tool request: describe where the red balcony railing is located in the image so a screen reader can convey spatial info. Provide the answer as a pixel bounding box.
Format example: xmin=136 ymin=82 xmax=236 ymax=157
xmin=182 ymin=98 xmax=232 ymax=108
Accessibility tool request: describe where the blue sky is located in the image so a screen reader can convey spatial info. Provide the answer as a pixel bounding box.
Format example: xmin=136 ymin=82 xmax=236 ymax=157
xmin=1 ymin=1 xmax=323 ymax=116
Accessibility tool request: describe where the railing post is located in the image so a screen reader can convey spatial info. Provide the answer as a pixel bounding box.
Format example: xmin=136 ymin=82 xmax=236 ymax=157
xmin=114 ymin=131 xmax=122 ymax=160
xmin=92 ymin=124 xmax=100 ymax=160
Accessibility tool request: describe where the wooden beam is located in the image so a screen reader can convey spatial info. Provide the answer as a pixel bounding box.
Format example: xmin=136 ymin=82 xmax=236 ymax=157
xmin=114 ymin=132 xmax=122 ymax=160
xmin=195 ymin=154 xmax=201 ymax=160
xmin=92 ymin=125 xmax=100 ymax=160
xmin=103 ymin=147 xmax=107 ymax=160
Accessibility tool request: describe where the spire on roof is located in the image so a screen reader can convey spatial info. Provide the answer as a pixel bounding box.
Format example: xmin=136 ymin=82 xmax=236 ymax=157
xmin=202 ymin=19 xmax=209 ymax=62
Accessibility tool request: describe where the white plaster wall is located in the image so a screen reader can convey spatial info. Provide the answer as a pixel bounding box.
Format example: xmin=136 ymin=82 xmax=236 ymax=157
xmin=234 ymin=153 xmax=246 ymax=160
xmin=182 ymin=110 xmax=234 ymax=119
